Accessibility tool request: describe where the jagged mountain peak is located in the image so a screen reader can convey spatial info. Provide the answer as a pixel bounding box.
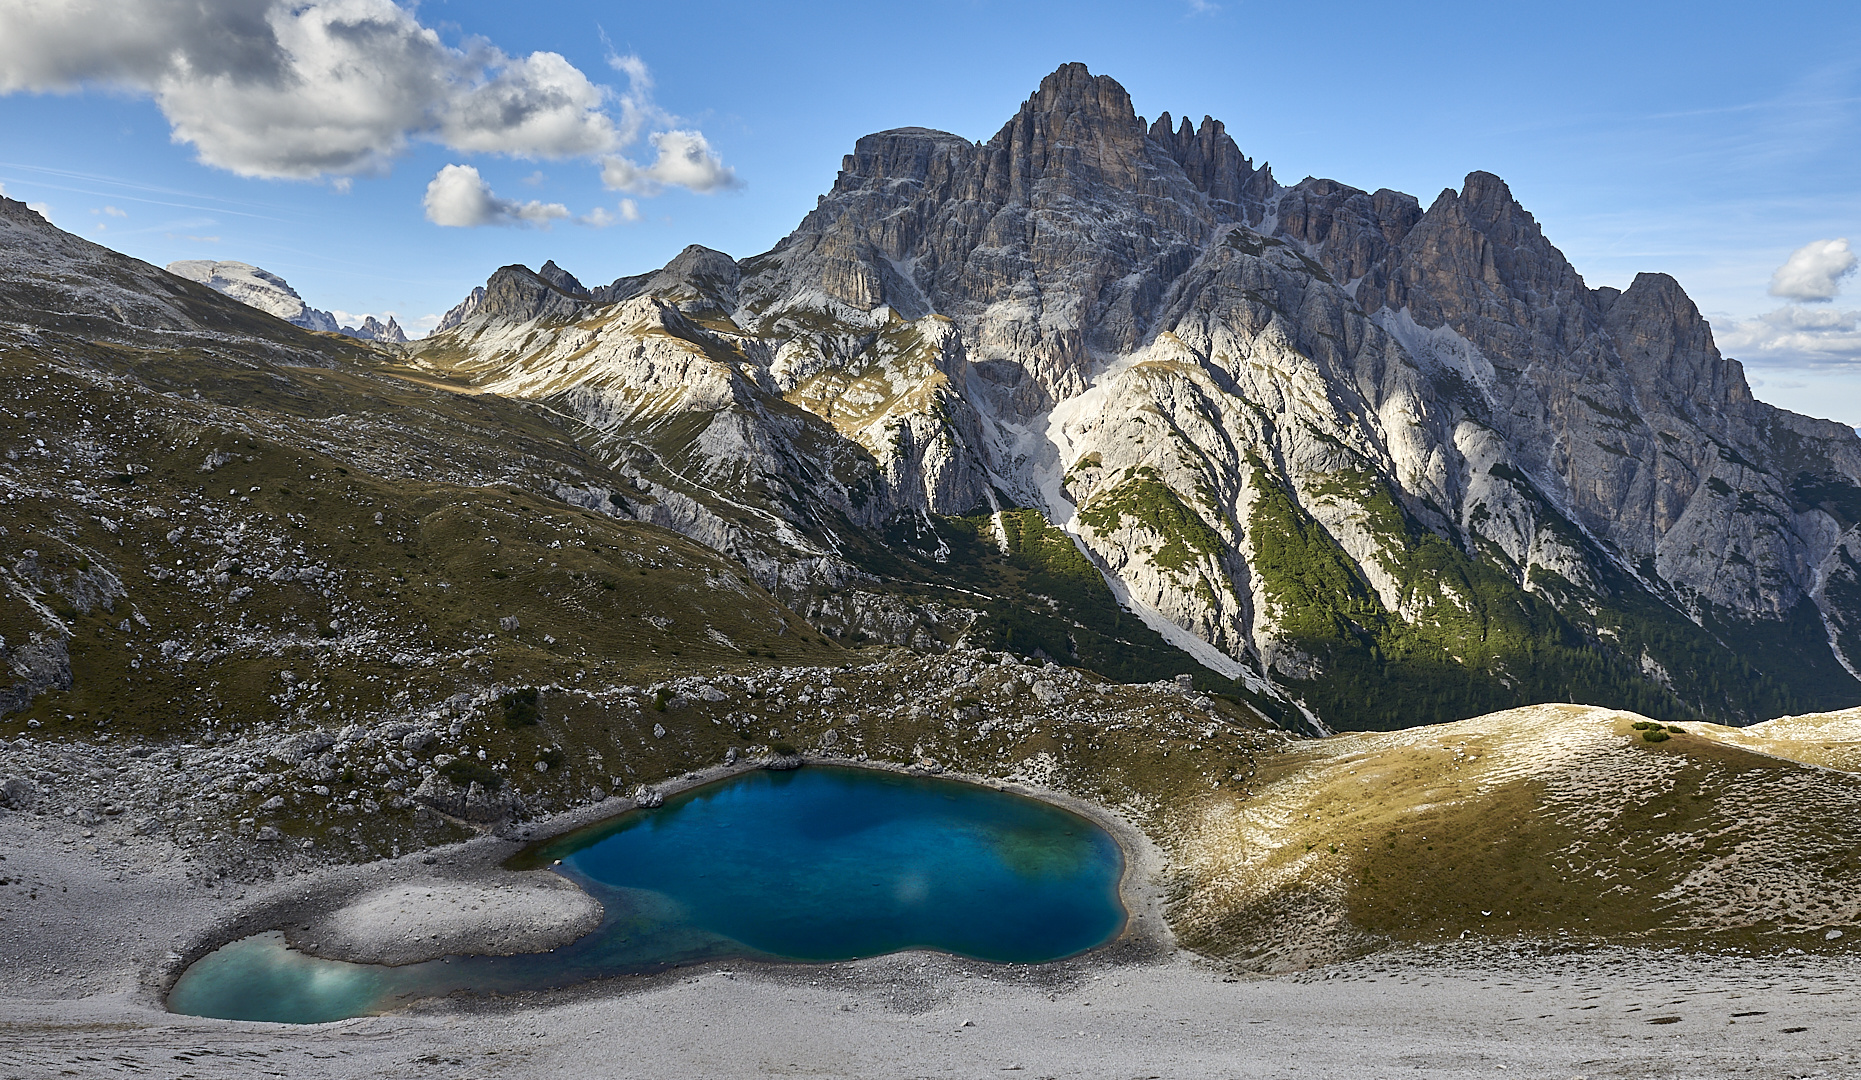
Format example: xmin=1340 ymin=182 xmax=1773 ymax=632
xmin=410 ymin=69 xmax=1861 ymax=731
xmin=350 ymin=314 xmax=407 ymax=344
xmin=537 ymin=260 xmax=589 ymax=297
xmin=473 ymin=262 xmax=593 ymax=326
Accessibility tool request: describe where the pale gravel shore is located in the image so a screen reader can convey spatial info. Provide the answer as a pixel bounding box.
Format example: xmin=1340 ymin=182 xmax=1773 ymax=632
xmin=287 ymin=876 xmax=604 ymax=966
xmin=3 ymin=766 xmax=1860 ymax=1079
xmin=3 ymin=949 xmax=1859 ymax=1079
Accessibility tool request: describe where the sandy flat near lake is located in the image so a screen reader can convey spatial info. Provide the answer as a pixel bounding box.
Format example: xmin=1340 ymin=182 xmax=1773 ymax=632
xmin=4 ymin=947 xmax=1860 ymax=1079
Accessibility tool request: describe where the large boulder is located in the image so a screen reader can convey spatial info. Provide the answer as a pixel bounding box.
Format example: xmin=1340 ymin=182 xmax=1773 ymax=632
xmin=0 ymin=776 xmax=38 ymax=811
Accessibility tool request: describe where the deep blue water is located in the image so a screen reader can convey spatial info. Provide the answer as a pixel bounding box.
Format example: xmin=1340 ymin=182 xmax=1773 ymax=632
xmin=168 ymin=766 xmax=1126 ymax=1023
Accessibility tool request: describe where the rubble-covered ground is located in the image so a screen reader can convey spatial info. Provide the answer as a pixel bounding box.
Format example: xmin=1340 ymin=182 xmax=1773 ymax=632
xmin=0 ymin=645 xmax=1277 ymax=918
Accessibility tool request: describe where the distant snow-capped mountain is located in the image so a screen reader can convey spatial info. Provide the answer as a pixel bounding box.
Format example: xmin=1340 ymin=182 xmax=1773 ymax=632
xmin=166 ymin=259 xmax=406 ymax=342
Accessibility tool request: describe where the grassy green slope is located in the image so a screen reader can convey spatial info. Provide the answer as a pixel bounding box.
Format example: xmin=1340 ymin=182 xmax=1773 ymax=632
xmin=1172 ymin=704 xmax=1861 ymax=971
xmin=0 ymin=326 xmax=844 ymax=748
xmin=1247 ymin=461 xmax=1849 ymax=731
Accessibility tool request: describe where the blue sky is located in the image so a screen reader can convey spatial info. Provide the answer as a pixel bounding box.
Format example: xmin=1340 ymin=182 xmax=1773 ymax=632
xmin=2 ymin=0 xmax=1859 ymax=419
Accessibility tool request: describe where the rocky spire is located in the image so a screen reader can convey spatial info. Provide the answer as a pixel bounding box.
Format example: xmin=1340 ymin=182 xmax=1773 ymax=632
xmin=1147 ymin=112 xmax=1272 ymax=223
xmin=979 ymin=62 xmax=1153 ymax=200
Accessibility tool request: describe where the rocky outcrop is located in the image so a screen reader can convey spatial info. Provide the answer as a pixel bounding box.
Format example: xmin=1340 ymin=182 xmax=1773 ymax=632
xmin=341 ymin=314 xmax=406 ymax=343
xmin=435 ymin=286 xmax=486 ymax=333
xmin=411 ymin=772 xmax=527 ymax=823
xmin=0 ymin=775 xmax=39 ymax=811
xmin=0 ymin=634 xmax=72 ymax=719
xmin=474 ymin=263 xmax=592 ymax=325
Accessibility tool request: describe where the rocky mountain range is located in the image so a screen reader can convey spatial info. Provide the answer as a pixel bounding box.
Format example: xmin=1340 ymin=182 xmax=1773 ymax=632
xmin=167 ymin=260 xmax=407 ymax=343
xmin=409 ymin=62 xmax=1861 ymax=731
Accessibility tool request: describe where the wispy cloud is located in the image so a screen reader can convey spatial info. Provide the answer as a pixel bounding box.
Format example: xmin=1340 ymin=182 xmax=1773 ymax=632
xmin=1724 ymin=305 xmax=1861 ymax=365
xmin=1720 ymin=238 xmax=1861 ymax=366
xmin=600 ymin=129 xmax=738 ymax=196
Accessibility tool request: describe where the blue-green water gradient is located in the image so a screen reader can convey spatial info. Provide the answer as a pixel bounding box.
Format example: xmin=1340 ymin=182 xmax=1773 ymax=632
xmin=169 ymin=766 xmax=1126 ymax=1023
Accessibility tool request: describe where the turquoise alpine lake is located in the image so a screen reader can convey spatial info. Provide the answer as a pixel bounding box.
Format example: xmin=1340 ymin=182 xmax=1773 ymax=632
xmin=168 ymin=766 xmax=1128 ymax=1023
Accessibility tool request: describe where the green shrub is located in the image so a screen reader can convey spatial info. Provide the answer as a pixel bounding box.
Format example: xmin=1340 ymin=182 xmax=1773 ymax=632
xmin=500 ymin=687 xmax=540 ymax=728
xmin=653 ymin=688 xmax=670 ymax=712
xmin=1632 ymin=721 xmax=1659 ymax=730
xmin=1665 ymin=725 xmax=1686 ymax=734
xmin=440 ymin=759 xmax=503 ymax=790
xmin=1642 ymin=729 xmax=1671 ymax=743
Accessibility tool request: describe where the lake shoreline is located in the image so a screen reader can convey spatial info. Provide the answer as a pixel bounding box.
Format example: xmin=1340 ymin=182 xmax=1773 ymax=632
xmin=155 ymin=753 xmax=1170 ymax=1017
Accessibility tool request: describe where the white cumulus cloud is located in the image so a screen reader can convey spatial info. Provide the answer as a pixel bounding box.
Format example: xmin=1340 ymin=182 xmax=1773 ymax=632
xmin=0 ymin=0 xmax=623 ymax=179
xmin=1769 ymin=238 xmax=1857 ymax=302
xmin=423 ymin=164 xmax=568 ymax=228
xmin=601 ymin=130 xmax=739 ymax=196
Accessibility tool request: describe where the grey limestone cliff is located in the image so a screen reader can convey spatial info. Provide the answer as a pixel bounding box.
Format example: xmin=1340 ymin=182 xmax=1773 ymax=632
xmin=412 ymin=63 xmax=1861 ymax=730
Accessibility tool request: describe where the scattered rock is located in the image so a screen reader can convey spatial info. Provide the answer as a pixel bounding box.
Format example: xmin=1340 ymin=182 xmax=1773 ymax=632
xmin=0 ymin=776 xmax=38 ymax=811
xmin=267 ymin=729 xmax=335 ymax=766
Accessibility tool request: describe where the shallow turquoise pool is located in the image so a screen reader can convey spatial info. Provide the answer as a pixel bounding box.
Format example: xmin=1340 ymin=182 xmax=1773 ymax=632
xmin=168 ymin=766 xmax=1127 ymax=1023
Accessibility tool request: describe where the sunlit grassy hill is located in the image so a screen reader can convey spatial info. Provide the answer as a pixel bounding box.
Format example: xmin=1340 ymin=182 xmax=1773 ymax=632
xmin=1169 ymin=704 xmax=1861 ymax=971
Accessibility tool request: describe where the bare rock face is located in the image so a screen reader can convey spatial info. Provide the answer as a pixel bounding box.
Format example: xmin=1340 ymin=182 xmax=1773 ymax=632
xmin=0 ymin=633 xmax=72 ymax=719
xmin=164 ymin=258 xmax=409 ymax=341
xmin=412 ymin=63 xmax=1861 ymax=730
xmin=166 ymin=259 xmax=341 ymax=332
